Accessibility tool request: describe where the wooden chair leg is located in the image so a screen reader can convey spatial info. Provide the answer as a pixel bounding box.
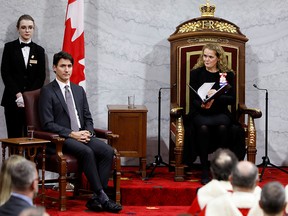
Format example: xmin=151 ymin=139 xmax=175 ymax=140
xmin=58 ymin=158 xmax=67 ymax=211
xmin=114 ymin=150 xmax=121 ymax=204
xmin=51 ymin=137 xmax=68 ymax=211
xmin=174 ymin=116 xmax=185 ymax=182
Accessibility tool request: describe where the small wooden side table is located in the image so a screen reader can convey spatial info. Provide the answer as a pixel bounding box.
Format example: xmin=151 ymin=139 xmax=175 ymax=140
xmin=0 ymin=137 xmax=50 ymax=204
xmin=107 ymin=105 xmax=148 ymax=178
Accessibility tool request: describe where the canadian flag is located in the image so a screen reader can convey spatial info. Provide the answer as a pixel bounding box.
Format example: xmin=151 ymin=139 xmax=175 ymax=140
xmin=62 ymin=0 xmax=86 ymax=89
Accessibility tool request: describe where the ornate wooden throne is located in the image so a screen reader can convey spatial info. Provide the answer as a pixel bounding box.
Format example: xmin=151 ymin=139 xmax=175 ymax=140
xmin=168 ymin=1 xmax=262 ymax=181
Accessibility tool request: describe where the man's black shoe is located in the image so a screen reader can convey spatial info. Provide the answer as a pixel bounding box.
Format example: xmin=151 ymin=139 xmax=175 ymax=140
xmin=102 ymin=199 xmax=122 ymax=213
xmin=86 ymin=198 xmax=103 ymax=212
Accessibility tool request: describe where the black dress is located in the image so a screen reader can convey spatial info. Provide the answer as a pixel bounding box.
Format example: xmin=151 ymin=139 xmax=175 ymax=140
xmin=184 ymin=66 xmax=236 ymax=170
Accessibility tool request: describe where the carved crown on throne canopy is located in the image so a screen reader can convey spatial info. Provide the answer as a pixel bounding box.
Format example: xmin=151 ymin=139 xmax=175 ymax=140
xmin=168 ymin=0 xmax=262 ymax=181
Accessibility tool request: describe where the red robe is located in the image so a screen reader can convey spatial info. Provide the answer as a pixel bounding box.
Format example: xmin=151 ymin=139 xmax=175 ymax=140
xmin=187 ymin=180 xmax=232 ymax=215
xmin=199 ymin=187 xmax=262 ymax=216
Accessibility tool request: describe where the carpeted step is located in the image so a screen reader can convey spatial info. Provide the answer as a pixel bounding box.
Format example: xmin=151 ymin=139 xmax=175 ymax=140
xmin=37 ymin=166 xmax=288 ymax=215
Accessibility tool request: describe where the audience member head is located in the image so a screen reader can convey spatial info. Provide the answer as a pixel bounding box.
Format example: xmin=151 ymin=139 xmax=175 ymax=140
xmin=210 ymin=148 xmax=238 ymax=181
xmin=259 ymin=181 xmax=286 ymax=216
xmin=0 ymin=155 xmax=27 ymax=205
xmin=230 ymin=160 xmax=258 ymax=192
xmin=10 ymin=157 xmax=38 ymax=198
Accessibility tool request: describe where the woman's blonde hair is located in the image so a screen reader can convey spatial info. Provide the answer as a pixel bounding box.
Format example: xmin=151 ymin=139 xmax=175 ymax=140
xmin=0 ymin=155 xmax=27 ymax=205
xmin=193 ymin=43 xmax=232 ymax=73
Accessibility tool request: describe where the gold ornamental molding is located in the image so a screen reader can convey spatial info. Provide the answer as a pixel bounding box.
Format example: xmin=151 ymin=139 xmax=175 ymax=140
xmin=168 ymin=1 xmax=247 ymax=41
xmin=176 ymin=1 xmax=239 ymax=35
xmin=186 ymin=37 xmax=230 ymax=44
xmin=178 ymin=20 xmax=237 ymax=34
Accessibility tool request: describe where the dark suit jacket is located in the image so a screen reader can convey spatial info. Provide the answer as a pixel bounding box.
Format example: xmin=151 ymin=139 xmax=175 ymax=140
xmin=39 ymin=80 xmax=94 ymax=138
xmin=1 ymin=39 xmax=45 ymax=107
xmin=0 ymin=195 xmax=33 ymax=216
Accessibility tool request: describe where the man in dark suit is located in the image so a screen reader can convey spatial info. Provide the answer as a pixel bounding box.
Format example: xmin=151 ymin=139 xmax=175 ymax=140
xmin=1 ymin=14 xmax=46 ymax=138
xmin=38 ymin=51 xmax=122 ymax=213
xmin=0 ymin=156 xmax=40 ymax=216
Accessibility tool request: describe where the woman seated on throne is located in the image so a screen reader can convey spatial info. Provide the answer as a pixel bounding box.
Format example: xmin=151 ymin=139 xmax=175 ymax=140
xmin=183 ymin=43 xmax=245 ymax=185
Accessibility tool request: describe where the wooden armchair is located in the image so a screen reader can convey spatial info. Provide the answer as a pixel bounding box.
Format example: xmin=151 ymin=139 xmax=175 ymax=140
xmin=23 ymin=89 xmax=121 ymax=211
xmin=167 ymin=9 xmax=262 ymax=181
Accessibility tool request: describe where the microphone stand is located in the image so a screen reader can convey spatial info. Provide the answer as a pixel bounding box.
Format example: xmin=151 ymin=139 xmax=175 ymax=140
xmin=253 ymin=84 xmax=288 ymax=181
xmin=146 ymin=86 xmax=172 ymax=179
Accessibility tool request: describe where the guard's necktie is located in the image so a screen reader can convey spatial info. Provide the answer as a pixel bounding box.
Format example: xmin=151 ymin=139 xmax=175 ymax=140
xmin=64 ymin=85 xmax=79 ymax=131
xmin=20 ymin=42 xmax=32 ymax=48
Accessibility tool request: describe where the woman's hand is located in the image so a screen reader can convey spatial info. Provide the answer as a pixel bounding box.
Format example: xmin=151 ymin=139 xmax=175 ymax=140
xmin=201 ymin=89 xmax=216 ymax=109
xmin=201 ymin=99 xmax=214 ymax=109
xmin=207 ymin=89 xmax=217 ymax=97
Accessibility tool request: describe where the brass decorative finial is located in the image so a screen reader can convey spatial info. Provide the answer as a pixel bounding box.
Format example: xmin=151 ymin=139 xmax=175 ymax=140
xmin=200 ymin=0 xmax=216 ymax=17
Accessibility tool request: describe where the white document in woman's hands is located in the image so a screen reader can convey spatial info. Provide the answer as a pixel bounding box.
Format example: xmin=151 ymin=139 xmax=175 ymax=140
xmin=197 ymin=82 xmax=215 ymax=100
xmin=187 ymin=82 xmax=231 ymax=104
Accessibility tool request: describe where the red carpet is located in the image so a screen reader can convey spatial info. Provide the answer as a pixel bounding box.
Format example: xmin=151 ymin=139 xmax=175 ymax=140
xmin=39 ymin=166 xmax=288 ymax=216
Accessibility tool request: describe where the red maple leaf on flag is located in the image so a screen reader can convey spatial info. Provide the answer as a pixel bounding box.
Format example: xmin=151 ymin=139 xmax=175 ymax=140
xmin=63 ymin=0 xmax=85 ymax=88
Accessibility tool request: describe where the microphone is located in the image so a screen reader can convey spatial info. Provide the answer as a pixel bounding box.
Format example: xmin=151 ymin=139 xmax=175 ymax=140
xmin=253 ymin=84 xmax=268 ymax=92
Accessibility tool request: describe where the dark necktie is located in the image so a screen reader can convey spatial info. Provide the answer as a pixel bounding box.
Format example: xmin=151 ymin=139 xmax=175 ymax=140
xmin=65 ymin=85 xmax=79 ymax=131
xmin=20 ymin=42 xmax=32 ymax=48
